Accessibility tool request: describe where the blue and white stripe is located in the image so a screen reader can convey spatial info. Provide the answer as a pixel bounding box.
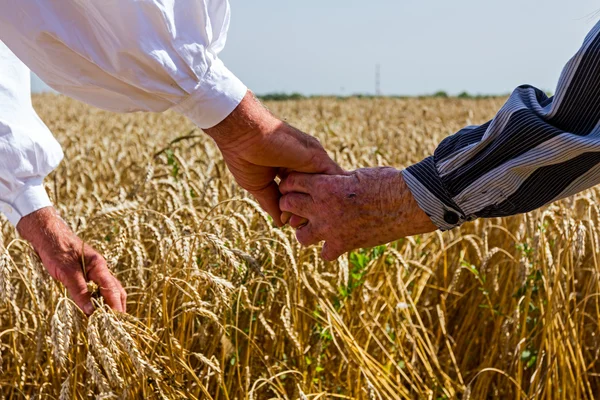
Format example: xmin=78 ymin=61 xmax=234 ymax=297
xmin=404 ymin=20 xmax=600 ymax=231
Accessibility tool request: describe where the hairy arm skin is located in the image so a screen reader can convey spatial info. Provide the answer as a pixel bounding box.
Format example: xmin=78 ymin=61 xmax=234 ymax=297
xmin=279 ymin=167 xmax=436 ymax=260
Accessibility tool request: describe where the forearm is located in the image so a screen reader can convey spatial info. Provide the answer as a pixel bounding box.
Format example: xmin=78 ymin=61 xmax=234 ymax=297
xmin=392 ymin=172 xmax=438 ymax=237
xmin=16 ymin=207 xmax=66 ymax=251
xmin=204 ymin=91 xmax=280 ymax=146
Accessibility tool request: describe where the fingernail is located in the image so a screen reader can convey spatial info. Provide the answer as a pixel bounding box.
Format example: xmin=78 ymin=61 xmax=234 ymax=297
xmin=83 ymin=303 xmax=94 ymax=315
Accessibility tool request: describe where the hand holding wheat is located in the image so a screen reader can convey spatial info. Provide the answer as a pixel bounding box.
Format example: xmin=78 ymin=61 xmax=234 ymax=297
xmin=17 ymin=206 xmax=126 ymax=314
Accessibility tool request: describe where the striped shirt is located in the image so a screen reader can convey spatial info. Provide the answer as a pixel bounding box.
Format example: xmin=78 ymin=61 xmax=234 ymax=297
xmin=403 ymin=20 xmax=600 ymax=231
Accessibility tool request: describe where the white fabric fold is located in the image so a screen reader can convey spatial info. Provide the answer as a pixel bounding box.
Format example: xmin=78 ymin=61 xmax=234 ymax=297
xmin=0 ymin=0 xmax=246 ymax=224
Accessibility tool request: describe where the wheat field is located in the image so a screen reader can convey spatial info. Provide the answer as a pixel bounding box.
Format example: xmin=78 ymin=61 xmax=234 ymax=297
xmin=1 ymin=94 xmax=599 ymax=399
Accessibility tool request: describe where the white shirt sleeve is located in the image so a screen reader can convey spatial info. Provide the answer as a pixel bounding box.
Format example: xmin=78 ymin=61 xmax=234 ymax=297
xmin=0 ymin=0 xmax=247 ymax=129
xmin=0 ymin=41 xmax=64 ymax=226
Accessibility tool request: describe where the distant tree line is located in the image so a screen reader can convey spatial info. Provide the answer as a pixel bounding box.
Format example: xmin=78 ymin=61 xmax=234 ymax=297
xmin=256 ymin=91 xmax=522 ymax=101
xmin=257 ymin=93 xmax=306 ymax=101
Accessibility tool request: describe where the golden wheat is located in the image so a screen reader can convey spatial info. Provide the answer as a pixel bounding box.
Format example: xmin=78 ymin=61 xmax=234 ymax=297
xmin=0 ymin=94 xmax=599 ymax=398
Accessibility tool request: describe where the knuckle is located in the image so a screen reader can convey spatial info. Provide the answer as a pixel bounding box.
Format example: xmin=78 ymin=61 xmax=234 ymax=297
xmin=87 ymin=252 xmax=103 ymax=265
xmin=284 ymin=194 xmax=299 ymax=211
xmin=308 ymin=136 xmax=323 ymax=149
xmin=57 ymin=250 xmax=79 ymax=267
xmin=282 ymin=174 xmax=297 ymax=191
xmin=279 ymin=195 xmax=291 ymax=211
xmin=87 ymin=254 xmax=101 ymax=266
xmin=101 ymin=274 xmax=117 ymax=287
xmin=74 ymin=285 xmax=89 ymax=298
xmin=86 ymin=255 xmax=108 ymax=274
xmin=53 ymin=267 xmax=67 ymax=284
xmin=285 ymin=173 xmax=296 ymax=186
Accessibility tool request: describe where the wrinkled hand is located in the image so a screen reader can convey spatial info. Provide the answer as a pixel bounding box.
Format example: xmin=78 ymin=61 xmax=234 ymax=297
xmin=279 ymin=167 xmax=437 ymax=260
xmin=17 ymin=207 xmax=126 ymax=314
xmin=205 ymin=91 xmax=342 ymax=226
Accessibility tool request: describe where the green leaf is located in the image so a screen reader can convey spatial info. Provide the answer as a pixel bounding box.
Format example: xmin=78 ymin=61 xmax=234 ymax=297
xmin=165 ymin=149 xmax=179 ymax=179
xmin=372 ymin=245 xmax=387 ymax=258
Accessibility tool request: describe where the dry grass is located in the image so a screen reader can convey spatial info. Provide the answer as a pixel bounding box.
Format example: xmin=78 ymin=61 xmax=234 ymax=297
xmin=1 ymin=94 xmax=599 ymax=398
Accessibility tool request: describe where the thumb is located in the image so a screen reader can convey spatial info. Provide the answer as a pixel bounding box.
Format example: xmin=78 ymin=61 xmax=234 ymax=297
xmin=320 ymin=155 xmax=345 ymax=175
xmin=299 ymin=148 xmax=344 ymax=175
xmin=86 ymin=259 xmax=126 ymax=313
xmin=62 ymin=271 xmax=94 ymax=315
xmin=250 ymin=181 xmax=284 ymax=227
xmin=276 ymin=127 xmax=344 ymax=175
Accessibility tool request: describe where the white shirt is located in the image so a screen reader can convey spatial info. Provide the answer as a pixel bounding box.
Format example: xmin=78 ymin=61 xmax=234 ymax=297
xmin=0 ymin=0 xmax=247 ymax=226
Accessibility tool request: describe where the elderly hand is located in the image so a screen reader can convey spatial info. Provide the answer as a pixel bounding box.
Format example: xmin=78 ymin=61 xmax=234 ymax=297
xmin=17 ymin=207 xmax=126 ymax=314
xmin=205 ymin=91 xmax=343 ymax=226
xmin=279 ymin=167 xmax=437 ymax=260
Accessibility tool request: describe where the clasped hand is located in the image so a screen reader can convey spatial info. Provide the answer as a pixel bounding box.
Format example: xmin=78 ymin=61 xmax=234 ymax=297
xmin=279 ymin=168 xmax=436 ymax=260
xmin=18 ymin=91 xmax=435 ymax=315
xmin=206 ymin=92 xmax=436 ymax=261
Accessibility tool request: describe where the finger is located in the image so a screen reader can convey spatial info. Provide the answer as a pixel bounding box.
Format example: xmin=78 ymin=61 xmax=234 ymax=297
xmin=292 ymin=147 xmax=343 ymax=175
xmin=119 ymin=280 xmax=127 ymax=313
xmin=279 ymin=173 xmax=319 ymax=195
xmin=250 ymin=181 xmax=284 ymax=227
xmin=315 ymin=153 xmax=345 ymax=175
xmin=62 ymin=271 xmax=94 ymax=315
xmin=283 ymin=129 xmax=344 ymax=175
xmin=289 ymin=215 xmax=309 ymax=229
xmin=87 ymin=260 xmax=125 ymax=313
xmin=295 ymin=223 xmax=321 ymax=247
xmin=280 ymin=193 xmax=314 ymax=217
xmin=281 ymin=211 xmax=292 ymax=225
xmin=321 ymin=241 xmax=346 ymax=261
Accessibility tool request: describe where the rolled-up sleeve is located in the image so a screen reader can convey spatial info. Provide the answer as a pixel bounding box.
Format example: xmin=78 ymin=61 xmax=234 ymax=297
xmin=0 ymin=42 xmax=63 ymax=226
xmin=0 ymin=0 xmax=247 ymax=129
xmin=404 ymin=20 xmax=600 ymax=230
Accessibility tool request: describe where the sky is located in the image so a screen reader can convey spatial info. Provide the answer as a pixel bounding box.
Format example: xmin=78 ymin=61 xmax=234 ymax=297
xmin=33 ymin=1 xmax=600 ymax=96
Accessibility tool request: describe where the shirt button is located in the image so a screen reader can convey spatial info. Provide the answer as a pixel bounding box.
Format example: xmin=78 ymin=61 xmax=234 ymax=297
xmin=3 ymin=205 xmax=12 ymax=214
xmin=443 ymin=210 xmax=460 ymax=225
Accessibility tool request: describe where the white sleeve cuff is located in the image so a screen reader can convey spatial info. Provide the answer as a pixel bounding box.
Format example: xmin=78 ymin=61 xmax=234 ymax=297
xmin=172 ymin=59 xmax=247 ymax=129
xmin=0 ymin=182 xmax=53 ymax=226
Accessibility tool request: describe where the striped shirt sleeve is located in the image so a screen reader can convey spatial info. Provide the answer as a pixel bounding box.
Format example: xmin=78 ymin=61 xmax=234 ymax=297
xmin=403 ymin=20 xmax=600 ymax=231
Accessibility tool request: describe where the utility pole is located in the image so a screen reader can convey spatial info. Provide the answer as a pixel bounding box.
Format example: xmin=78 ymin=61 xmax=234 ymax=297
xmin=375 ymin=64 xmax=381 ymax=96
